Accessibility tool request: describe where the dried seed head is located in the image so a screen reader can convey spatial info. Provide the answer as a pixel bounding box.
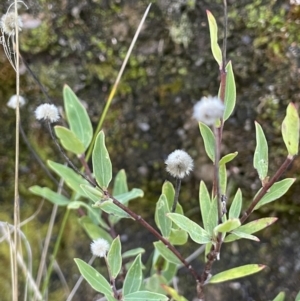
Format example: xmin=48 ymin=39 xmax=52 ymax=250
xmin=0 ymin=12 xmax=23 ymax=36
xmin=7 ymin=94 xmax=26 ymax=109
xmin=90 ymin=238 xmax=110 ymax=258
xmin=193 ymin=96 xmax=225 ymax=126
xmin=35 ymin=103 xmax=60 ymax=123
xmin=165 ymin=149 xmax=193 ymax=179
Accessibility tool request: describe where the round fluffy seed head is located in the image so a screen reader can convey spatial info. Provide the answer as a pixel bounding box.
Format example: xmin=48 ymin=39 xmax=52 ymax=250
xmin=35 ymin=103 xmax=60 ymax=123
xmin=0 ymin=12 xmax=23 ymax=36
xmin=165 ymin=150 xmax=193 ymax=179
xmin=7 ymin=95 xmax=26 ymax=109
xmin=90 ymin=238 xmax=110 ymax=258
xmin=193 ymin=96 xmax=225 ymax=126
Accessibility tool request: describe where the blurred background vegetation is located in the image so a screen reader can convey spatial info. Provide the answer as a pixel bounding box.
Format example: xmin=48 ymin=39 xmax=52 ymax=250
xmin=0 ymin=0 xmax=300 ymax=300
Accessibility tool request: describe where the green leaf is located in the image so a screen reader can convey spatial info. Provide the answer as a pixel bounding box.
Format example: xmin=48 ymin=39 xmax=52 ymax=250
xmin=272 ymin=292 xmax=285 ymax=301
xmin=122 ymin=248 xmax=145 ymax=259
xmin=79 ymin=216 xmax=111 ymax=241
xmin=153 ymin=241 xmax=181 ymax=265
xmin=208 ymin=264 xmax=266 ymax=283
xmin=222 ymin=61 xmax=236 ymax=121
xmin=199 ymin=122 xmax=215 ymax=161
xmin=80 ymin=184 xmax=103 ymax=203
xmin=199 ymin=181 xmax=211 ymax=232
xmin=123 ymin=291 xmax=168 ymax=301
xmin=113 ymin=169 xmax=129 ymax=196
xmin=169 ymin=228 xmax=188 ymax=245
xmin=295 ymin=290 xmax=300 ymax=301
xmin=107 ymin=236 xmax=122 ymax=279
xmin=114 ymin=189 xmax=144 ymax=204
xmin=214 ymin=218 xmax=241 ymax=234
xmin=224 ymin=217 xmax=278 ymax=243
xmin=29 ymin=186 xmax=70 ymax=206
xmin=219 ymin=163 xmax=227 ymax=195
xmin=226 ymin=230 xmax=259 ymax=242
xmin=95 ymin=200 xmax=132 ymax=219
xmin=167 ymin=213 xmax=211 ymax=244
xmin=123 ymin=254 xmax=143 ymax=296
xmin=206 ymin=10 xmax=222 ymax=67
xmin=162 ymin=181 xmax=175 ymax=209
xmin=74 ymin=258 xmax=112 ymax=296
xmin=47 ymin=160 xmax=89 ymax=196
xmin=254 ymin=178 xmax=295 ymax=210
xmin=161 ymin=285 xmax=188 ymax=301
xmin=206 ymin=197 xmax=218 ymax=236
xmin=282 ymin=103 xmax=299 ymax=156
xmin=145 ymin=274 xmax=168 ymax=295
xmin=229 ymin=189 xmax=242 ymax=219
xmin=155 ymin=194 xmax=171 ymax=238
xmin=253 ymin=122 xmax=268 ymax=182
xmin=219 ymin=152 xmax=238 ymax=165
xmin=92 ymin=131 xmax=112 ymax=189
xmin=162 ymin=262 xmax=178 ymax=283
xmin=63 ymin=85 xmax=93 ymax=150
xmin=54 ymin=126 xmax=85 ymax=155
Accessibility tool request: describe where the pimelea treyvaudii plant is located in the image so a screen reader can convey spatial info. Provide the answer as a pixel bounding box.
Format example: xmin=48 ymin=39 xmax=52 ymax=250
xmin=23 ymin=4 xmax=300 ymax=301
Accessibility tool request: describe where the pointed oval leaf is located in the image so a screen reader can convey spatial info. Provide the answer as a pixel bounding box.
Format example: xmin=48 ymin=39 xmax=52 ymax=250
xmin=221 ymin=61 xmax=236 ymax=120
xmin=254 ymin=121 xmax=268 ymax=182
xmin=224 ymin=230 xmax=259 ymax=243
xmin=113 ymin=169 xmax=129 ymax=196
xmin=167 ymin=213 xmax=211 ymax=244
xmin=79 ymin=216 xmax=111 ymax=241
xmin=95 ymin=200 xmax=132 ymax=219
xmin=54 ymin=126 xmax=85 ymax=155
xmin=124 ymin=291 xmax=168 ymax=301
xmin=74 ymin=258 xmax=112 ymax=296
xmin=199 ymin=181 xmax=211 ymax=232
xmin=114 ymin=188 xmax=144 ymax=204
xmin=219 ymin=163 xmax=227 ymax=195
xmin=224 ymin=217 xmax=278 ymax=243
xmin=155 ymin=194 xmax=171 ymax=238
xmin=282 ymin=103 xmax=299 ymax=156
xmin=47 ymin=160 xmax=89 ymax=196
xmin=107 ymin=236 xmax=122 ymax=279
xmin=206 ymin=197 xmax=218 ymax=236
xmin=295 ymin=290 xmax=300 ymax=301
xmin=92 ymin=131 xmax=112 ymax=189
xmin=206 ymin=10 xmax=222 ymax=67
xmin=208 ymin=264 xmax=266 ymax=284
xmin=273 ymin=292 xmax=285 ymax=301
xmin=63 ymin=85 xmax=93 ymax=150
xmin=29 ymin=186 xmax=70 ymax=206
xmin=161 ymin=285 xmax=189 ymax=301
xmin=169 ymin=228 xmax=188 ymax=245
xmin=145 ymin=274 xmax=168 ymax=295
xmin=162 ymin=181 xmax=175 ymax=209
xmin=153 ymin=241 xmax=181 ymax=265
xmin=254 ymin=178 xmax=295 ymax=210
xmin=219 ymin=152 xmax=238 ymax=165
xmin=123 ymin=254 xmax=143 ymax=296
xmin=80 ymin=184 xmax=103 ymax=203
xmin=214 ymin=218 xmax=241 ymax=234
xmin=229 ymin=189 xmax=242 ymax=219
xmin=199 ymin=122 xmax=215 ymax=162
xmin=122 ymin=248 xmax=145 ymax=259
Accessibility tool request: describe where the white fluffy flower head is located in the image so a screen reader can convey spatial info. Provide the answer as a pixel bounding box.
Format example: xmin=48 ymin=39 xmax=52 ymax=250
xmin=193 ymin=96 xmax=225 ymax=126
xmin=35 ymin=103 xmax=60 ymax=123
xmin=7 ymin=95 xmax=26 ymax=109
xmin=0 ymin=12 xmax=23 ymax=36
xmin=90 ymin=238 xmax=110 ymax=258
xmin=165 ymin=150 xmax=193 ymax=179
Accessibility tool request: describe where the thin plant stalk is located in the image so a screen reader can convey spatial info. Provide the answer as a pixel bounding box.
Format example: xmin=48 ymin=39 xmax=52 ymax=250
xmin=85 ymin=3 xmax=152 ymax=161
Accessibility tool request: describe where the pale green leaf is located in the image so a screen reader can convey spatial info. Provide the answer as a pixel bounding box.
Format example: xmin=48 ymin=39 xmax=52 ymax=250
xmin=92 ymin=131 xmax=112 ymax=189
xmin=219 ymin=163 xmax=227 ymax=195
xmin=155 ymin=194 xmax=171 ymax=238
xmin=80 ymin=184 xmax=103 ymax=203
xmin=29 ymin=186 xmax=69 ymax=206
xmin=122 ymin=248 xmax=145 ymax=259
xmin=206 ymin=197 xmax=218 ymax=236
xmin=199 ymin=122 xmax=215 ymax=162
xmin=167 ymin=213 xmax=211 ymax=244
xmin=254 ymin=122 xmax=268 ymax=182
xmin=282 ymin=103 xmax=299 ymax=156
xmin=254 ymin=178 xmax=295 ymax=210
xmin=219 ymin=152 xmax=238 ymax=165
xmin=208 ymin=264 xmax=266 ymax=283
xmin=169 ymin=228 xmax=188 ymax=245
xmin=199 ymin=181 xmax=211 ymax=232
xmin=206 ymin=10 xmax=222 ymax=67
xmin=74 ymin=258 xmax=112 ymax=296
xmin=123 ymin=291 xmax=168 ymax=301
xmin=145 ymin=274 xmax=168 ymax=295
xmin=78 ymin=216 xmax=111 ymax=241
xmin=229 ymin=189 xmax=242 ymax=219
xmin=225 ymin=230 xmax=259 ymax=242
xmin=295 ymin=290 xmax=300 ymax=301
xmin=54 ymin=126 xmax=85 ymax=155
xmin=63 ymin=85 xmax=93 ymax=150
xmin=123 ymin=254 xmax=143 ymax=296
xmin=113 ymin=169 xmax=129 ymax=196
xmin=95 ymin=200 xmax=132 ymax=219
xmin=107 ymin=236 xmax=122 ymax=279
xmin=162 ymin=181 xmax=175 ymax=209
xmin=153 ymin=241 xmax=181 ymax=265
xmin=214 ymin=218 xmax=241 ymax=234
xmin=113 ymin=188 xmax=144 ymax=204
xmin=272 ymin=292 xmax=285 ymax=301
xmin=161 ymin=285 xmax=189 ymax=301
